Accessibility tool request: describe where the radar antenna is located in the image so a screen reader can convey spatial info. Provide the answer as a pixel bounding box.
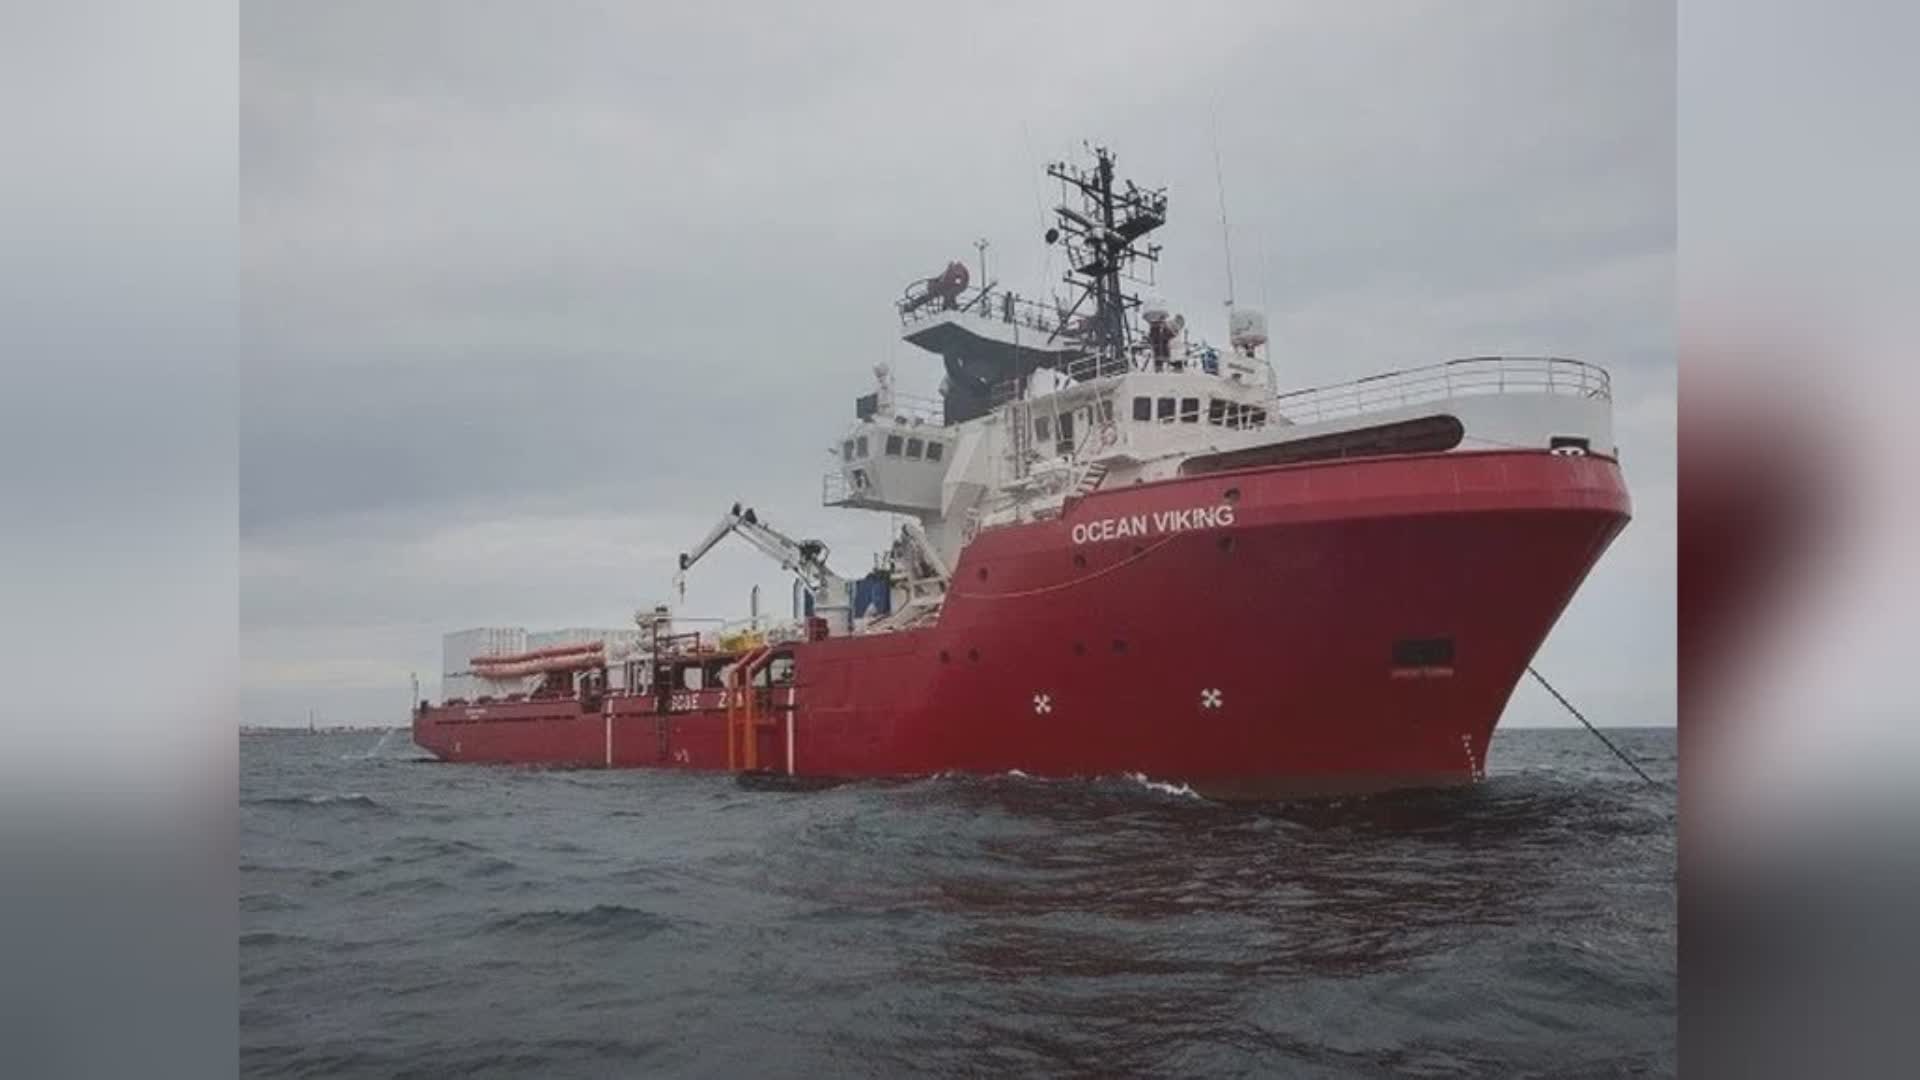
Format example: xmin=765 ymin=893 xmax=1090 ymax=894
xmin=1041 ymin=146 xmax=1167 ymax=378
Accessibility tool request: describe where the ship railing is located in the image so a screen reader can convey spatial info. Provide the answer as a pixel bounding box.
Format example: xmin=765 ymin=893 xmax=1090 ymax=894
xmin=897 ymin=283 xmax=1064 ymax=336
xmin=989 ymin=357 xmax=1127 ymax=407
xmin=822 ymin=463 xmax=890 ymax=506
xmin=870 ymin=391 xmax=944 ymax=425
xmin=1270 ymin=356 xmax=1611 ymax=426
xmin=986 ymin=342 xmax=1233 ymax=407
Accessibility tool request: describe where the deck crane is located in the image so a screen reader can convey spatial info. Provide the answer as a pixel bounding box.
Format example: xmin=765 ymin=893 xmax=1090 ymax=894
xmin=674 ymin=503 xmax=853 ymax=632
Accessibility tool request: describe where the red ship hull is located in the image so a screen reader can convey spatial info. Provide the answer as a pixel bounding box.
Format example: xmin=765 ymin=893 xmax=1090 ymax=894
xmin=415 ymin=450 xmax=1628 ymax=799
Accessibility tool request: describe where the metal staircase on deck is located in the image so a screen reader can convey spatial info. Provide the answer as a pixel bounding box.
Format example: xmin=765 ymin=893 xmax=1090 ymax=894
xmin=1068 ymin=461 xmax=1108 ymax=499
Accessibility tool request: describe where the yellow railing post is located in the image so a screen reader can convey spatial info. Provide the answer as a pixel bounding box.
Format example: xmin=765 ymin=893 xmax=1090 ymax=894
xmin=744 ymin=653 xmax=755 ymax=770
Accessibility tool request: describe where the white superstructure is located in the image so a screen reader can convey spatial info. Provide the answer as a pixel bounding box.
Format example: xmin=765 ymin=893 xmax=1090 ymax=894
xmin=829 ymin=289 xmax=1615 ymax=576
xmin=714 ymin=146 xmax=1618 ymax=638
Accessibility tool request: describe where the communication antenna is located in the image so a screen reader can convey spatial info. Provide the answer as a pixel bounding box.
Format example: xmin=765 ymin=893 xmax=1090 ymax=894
xmin=1211 ymin=109 xmax=1237 ymax=313
xmin=1210 ymin=108 xmax=1270 ymax=368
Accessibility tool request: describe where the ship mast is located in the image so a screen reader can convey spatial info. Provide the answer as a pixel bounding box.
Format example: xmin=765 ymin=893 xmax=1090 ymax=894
xmin=1043 ymin=146 xmax=1167 ymax=378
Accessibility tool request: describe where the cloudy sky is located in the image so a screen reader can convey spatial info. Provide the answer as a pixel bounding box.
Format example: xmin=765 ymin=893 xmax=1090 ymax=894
xmin=241 ymin=1 xmax=1673 ymax=728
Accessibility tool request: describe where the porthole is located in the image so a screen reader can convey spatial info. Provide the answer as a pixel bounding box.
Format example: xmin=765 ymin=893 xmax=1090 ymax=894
xmin=1223 ymin=486 xmax=1241 ymax=503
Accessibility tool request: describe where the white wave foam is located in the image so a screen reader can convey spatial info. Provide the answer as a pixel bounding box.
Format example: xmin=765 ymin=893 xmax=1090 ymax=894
xmin=1123 ymin=772 xmax=1202 ymax=800
xmin=344 ymin=727 xmax=406 ymax=760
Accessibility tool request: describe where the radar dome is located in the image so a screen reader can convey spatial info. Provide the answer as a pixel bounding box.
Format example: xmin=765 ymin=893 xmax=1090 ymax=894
xmin=1229 ymin=308 xmax=1268 ymax=350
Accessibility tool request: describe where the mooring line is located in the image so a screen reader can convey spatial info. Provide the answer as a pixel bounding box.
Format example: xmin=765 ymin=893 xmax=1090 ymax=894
xmin=1526 ymin=666 xmax=1666 ymax=790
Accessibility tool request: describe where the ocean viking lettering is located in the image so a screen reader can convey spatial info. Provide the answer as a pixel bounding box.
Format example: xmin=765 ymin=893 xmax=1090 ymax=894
xmin=1070 ymin=504 xmax=1236 ymax=545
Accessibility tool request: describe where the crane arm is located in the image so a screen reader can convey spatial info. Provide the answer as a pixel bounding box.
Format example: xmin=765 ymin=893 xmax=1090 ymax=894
xmin=678 ymin=503 xmax=747 ymax=579
xmin=899 ymin=519 xmax=951 ymax=583
xmin=675 ymin=503 xmax=845 ymax=601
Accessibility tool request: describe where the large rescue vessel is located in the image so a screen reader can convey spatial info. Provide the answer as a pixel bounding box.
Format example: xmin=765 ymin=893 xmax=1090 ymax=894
xmin=414 ymin=147 xmax=1630 ymax=798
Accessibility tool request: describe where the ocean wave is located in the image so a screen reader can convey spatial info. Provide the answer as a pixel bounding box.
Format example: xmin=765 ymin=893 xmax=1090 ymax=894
xmin=1121 ymin=772 xmax=1204 ymax=800
xmin=247 ymin=793 xmax=385 ymax=810
xmin=240 ymin=891 xmax=302 ymax=913
xmin=240 ymin=726 xmax=1675 ymax=1076
xmin=463 ymin=855 xmax=521 ymax=879
xmin=351 ymin=876 xmax=456 ymax=900
xmin=482 ymin=904 xmax=673 ymax=940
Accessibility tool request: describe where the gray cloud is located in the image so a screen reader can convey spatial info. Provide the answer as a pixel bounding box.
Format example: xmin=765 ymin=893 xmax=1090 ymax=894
xmin=242 ymin=0 xmax=1673 ymax=727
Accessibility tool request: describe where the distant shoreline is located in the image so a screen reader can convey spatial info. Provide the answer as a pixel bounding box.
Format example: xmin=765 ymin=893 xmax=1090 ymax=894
xmin=241 ymin=725 xmax=406 ymax=736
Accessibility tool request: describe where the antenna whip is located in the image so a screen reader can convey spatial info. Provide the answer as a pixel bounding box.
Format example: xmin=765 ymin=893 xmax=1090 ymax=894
xmin=1211 ymin=106 xmax=1237 ymax=309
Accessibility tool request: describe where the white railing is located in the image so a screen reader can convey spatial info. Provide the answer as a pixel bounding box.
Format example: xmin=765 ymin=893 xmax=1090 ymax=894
xmin=865 ymin=391 xmax=944 ymax=425
xmin=897 ymin=284 xmax=1064 ymax=334
xmin=1270 ymin=356 xmax=1610 ymax=426
xmin=988 ymin=342 xmax=1241 ymax=406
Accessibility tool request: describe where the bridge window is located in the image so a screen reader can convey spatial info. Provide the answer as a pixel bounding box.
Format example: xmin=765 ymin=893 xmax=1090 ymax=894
xmin=1248 ymin=408 xmax=1267 ymax=427
xmin=885 ymin=434 xmax=904 ymax=456
xmin=905 ymin=437 xmax=924 ymax=459
xmin=1035 ymin=415 xmax=1051 ymax=441
xmin=842 ymin=439 xmax=855 ymax=461
xmin=926 ymin=441 xmax=944 ymax=462
xmin=1180 ymin=397 xmax=1200 ymax=423
xmin=856 ymin=435 xmax=869 ymax=457
xmin=1156 ymin=397 xmax=1175 ymax=421
xmin=1058 ymin=413 xmax=1074 ymax=444
xmin=1207 ymin=399 xmax=1226 ymax=425
xmin=1133 ymin=397 xmax=1152 ymax=422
